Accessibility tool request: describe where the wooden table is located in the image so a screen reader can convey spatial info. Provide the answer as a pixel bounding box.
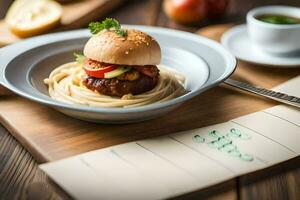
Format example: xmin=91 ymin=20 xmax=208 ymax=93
xmin=1 ymin=0 xmax=300 ymax=199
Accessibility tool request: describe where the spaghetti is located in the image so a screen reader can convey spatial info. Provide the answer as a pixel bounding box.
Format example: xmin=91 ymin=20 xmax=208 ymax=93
xmin=44 ymin=62 xmax=186 ymax=108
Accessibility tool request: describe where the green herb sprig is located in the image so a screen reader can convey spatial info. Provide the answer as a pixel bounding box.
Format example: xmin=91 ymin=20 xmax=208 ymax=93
xmin=88 ymin=18 xmax=127 ymax=36
xmin=74 ymin=53 xmax=86 ymax=64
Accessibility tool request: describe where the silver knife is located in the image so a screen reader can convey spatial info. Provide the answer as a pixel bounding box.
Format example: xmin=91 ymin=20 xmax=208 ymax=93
xmin=224 ymin=78 xmax=300 ymax=109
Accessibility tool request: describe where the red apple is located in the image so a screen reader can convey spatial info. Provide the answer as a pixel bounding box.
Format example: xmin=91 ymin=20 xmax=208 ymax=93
xmin=163 ymin=0 xmax=207 ymax=25
xmin=206 ymin=0 xmax=229 ymax=19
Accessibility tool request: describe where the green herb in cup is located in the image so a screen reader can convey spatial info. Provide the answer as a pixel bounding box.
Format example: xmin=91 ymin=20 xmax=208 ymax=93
xmin=256 ymin=14 xmax=300 ymax=25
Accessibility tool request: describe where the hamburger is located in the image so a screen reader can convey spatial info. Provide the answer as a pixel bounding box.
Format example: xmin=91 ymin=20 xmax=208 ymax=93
xmin=75 ymin=18 xmax=161 ymax=97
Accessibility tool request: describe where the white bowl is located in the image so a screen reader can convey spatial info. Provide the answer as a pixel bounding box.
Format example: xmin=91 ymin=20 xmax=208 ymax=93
xmin=247 ymin=6 xmax=300 ymax=55
xmin=0 ymin=26 xmax=236 ymax=123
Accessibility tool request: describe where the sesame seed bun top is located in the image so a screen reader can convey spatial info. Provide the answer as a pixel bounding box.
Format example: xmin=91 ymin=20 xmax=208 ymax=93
xmin=83 ymin=29 xmax=161 ymax=66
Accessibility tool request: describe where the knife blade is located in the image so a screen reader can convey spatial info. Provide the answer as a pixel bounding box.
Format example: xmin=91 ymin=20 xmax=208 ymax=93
xmin=224 ymin=78 xmax=300 ymax=109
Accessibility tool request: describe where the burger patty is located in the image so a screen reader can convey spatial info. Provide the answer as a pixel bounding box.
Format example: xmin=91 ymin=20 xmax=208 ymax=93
xmin=83 ymin=71 xmax=159 ymax=97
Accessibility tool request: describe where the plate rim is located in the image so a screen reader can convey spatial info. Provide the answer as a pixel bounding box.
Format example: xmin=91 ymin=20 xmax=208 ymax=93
xmin=0 ymin=25 xmax=236 ymax=114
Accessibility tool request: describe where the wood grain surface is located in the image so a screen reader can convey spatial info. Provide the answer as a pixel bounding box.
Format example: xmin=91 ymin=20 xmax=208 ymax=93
xmin=0 ymin=125 xmax=69 ymax=200
xmin=1 ymin=23 xmax=300 ymax=163
xmin=1 ymin=0 xmax=300 ymax=199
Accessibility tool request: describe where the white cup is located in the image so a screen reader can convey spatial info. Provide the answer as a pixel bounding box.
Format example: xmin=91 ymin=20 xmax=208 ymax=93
xmin=247 ymin=6 xmax=300 ymax=55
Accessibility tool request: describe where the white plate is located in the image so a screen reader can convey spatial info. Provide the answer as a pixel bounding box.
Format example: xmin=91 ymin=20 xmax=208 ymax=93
xmin=0 ymin=26 xmax=236 ymax=123
xmin=221 ymin=24 xmax=300 ymax=67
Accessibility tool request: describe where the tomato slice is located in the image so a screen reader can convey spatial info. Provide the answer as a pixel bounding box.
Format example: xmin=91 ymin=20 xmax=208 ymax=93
xmin=84 ymin=65 xmax=117 ymax=78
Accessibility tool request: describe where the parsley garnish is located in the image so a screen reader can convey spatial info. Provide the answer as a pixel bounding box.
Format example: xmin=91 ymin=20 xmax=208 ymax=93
xmin=74 ymin=53 xmax=86 ymax=64
xmin=88 ymin=18 xmax=127 ymax=37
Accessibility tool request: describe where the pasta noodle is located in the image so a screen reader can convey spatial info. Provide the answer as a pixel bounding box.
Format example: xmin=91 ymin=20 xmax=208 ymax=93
xmin=44 ymin=62 xmax=186 ymax=108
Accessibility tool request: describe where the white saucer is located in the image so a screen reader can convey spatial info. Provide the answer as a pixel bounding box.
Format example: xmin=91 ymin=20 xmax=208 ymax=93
xmin=221 ymin=24 xmax=300 ymax=67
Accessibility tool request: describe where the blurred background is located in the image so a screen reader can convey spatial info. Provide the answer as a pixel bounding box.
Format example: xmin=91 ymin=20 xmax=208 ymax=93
xmin=1 ymin=0 xmax=300 ymax=35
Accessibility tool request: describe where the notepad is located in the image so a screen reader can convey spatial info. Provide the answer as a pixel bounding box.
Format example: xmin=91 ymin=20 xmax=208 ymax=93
xmin=40 ymin=76 xmax=300 ymax=200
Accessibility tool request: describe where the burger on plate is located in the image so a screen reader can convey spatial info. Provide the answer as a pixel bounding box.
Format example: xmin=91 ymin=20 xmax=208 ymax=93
xmin=45 ymin=18 xmax=185 ymax=108
xmin=76 ymin=18 xmax=162 ymax=97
